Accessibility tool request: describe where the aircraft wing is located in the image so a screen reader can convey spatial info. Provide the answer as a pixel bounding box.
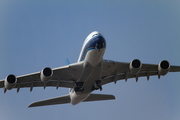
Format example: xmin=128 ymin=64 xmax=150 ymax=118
xmin=101 ymin=60 xmax=180 ymax=85
xmin=0 ymin=61 xmax=84 ymax=92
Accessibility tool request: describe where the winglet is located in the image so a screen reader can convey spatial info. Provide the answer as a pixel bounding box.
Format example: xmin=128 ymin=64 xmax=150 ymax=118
xmin=66 ymin=59 xmax=70 ymax=65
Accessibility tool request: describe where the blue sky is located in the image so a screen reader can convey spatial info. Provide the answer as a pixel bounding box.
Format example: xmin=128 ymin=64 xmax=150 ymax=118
xmin=0 ymin=0 xmax=180 ymax=120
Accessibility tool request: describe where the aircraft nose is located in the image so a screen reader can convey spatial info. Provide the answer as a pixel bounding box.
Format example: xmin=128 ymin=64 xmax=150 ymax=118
xmin=95 ymin=36 xmax=106 ymax=50
xmin=95 ymin=43 xmax=104 ymax=50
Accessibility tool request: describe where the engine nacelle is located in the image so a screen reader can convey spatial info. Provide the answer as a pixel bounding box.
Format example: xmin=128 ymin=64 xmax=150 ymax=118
xmin=129 ymin=59 xmax=142 ymax=74
xmin=158 ymin=60 xmax=170 ymax=76
xmin=4 ymin=74 xmax=17 ymax=90
xmin=40 ymin=67 xmax=53 ymax=83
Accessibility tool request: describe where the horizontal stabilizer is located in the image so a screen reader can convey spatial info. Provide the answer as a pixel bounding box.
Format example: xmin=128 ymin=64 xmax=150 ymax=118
xmin=28 ymin=94 xmax=115 ymax=108
xmin=28 ymin=94 xmax=70 ymax=108
xmin=83 ymin=93 xmax=115 ymax=102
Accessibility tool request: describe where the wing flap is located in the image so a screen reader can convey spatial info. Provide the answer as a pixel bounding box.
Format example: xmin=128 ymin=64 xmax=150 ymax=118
xmin=101 ymin=71 xmax=158 ymax=85
xmin=14 ymin=80 xmax=74 ymax=89
xmin=83 ymin=94 xmax=115 ymax=102
xmin=28 ymin=95 xmax=70 ymax=108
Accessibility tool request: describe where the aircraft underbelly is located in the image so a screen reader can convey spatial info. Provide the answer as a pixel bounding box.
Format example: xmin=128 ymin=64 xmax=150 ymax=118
xmin=82 ymin=51 xmax=104 ymax=91
xmin=70 ymin=92 xmax=90 ymax=105
xmin=85 ymin=48 xmax=105 ymax=67
xmin=77 ymin=48 xmax=104 ymax=83
xmin=70 ymin=65 xmax=103 ymax=105
xmin=83 ymin=66 xmax=102 ymax=91
xmin=70 ymin=48 xmax=105 ymax=105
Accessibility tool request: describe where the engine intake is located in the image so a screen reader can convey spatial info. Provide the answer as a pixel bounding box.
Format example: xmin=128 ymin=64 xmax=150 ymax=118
xmin=158 ymin=60 xmax=170 ymax=76
xmin=129 ymin=59 xmax=142 ymax=74
xmin=40 ymin=67 xmax=53 ymax=83
xmin=4 ymin=74 xmax=17 ymax=90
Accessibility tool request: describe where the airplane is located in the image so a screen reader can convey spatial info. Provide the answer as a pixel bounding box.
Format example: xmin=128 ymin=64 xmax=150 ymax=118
xmin=0 ymin=31 xmax=180 ymax=108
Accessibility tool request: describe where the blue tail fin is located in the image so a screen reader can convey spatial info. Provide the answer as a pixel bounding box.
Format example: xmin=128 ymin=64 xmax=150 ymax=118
xmin=66 ymin=59 xmax=70 ymax=65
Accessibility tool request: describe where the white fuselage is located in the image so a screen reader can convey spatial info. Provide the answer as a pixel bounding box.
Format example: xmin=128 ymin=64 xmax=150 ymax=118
xmin=70 ymin=31 xmax=106 ymax=105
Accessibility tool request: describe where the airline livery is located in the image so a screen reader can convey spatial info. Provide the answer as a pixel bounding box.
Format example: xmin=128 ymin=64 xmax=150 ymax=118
xmin=0 ymin=31 xmax=180 ymax=107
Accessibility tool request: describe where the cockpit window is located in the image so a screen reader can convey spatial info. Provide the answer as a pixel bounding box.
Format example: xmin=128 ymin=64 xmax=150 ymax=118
xmin=95 ymin=42 xmax=104 ymax=50
xmin=92 ymin=34 xmax=99 ymax=37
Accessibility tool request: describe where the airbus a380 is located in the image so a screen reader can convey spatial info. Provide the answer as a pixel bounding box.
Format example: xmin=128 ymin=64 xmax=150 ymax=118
xmin=0 ymin=31 xmax=180 ymax=107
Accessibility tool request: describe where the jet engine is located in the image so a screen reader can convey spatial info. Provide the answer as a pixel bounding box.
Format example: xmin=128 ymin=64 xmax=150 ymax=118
xmin=40 ymin=67 xmax=53 ymax=83
xmin=129 ymin=59 xmax=142 ymax=74
xmin=4 ymin=74 xmax=17 ymax=90
xmin=158 ymin=60 xmax=170 ymax=76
